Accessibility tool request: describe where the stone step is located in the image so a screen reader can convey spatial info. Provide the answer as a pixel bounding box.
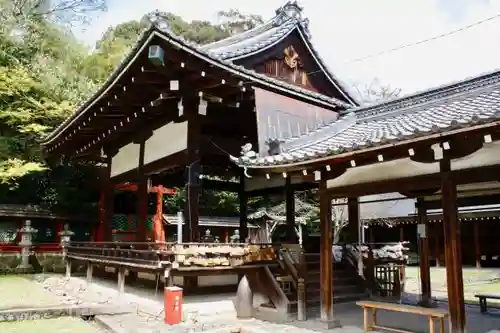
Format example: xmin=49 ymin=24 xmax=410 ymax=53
xmin=288 ymin=292 xmax=368 ymax=311
xmin=307 ymin=283 xmax=361 ymax=295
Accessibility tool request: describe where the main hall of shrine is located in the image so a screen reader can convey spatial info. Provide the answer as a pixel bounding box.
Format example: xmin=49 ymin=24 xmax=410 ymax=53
xmin=41 ymin=2 xmax=500 ymax=332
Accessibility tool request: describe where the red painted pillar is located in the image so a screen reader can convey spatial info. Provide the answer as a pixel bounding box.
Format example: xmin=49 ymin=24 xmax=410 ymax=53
xmin=153 ymin=188 xmax=165 ymax=243
xmin=55 ymin=220 xmax=64 ymax=243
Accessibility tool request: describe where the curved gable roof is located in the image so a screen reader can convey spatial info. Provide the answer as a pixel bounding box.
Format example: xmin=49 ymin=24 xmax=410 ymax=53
xmin=200 ymin=1 xmax=359 ymax=106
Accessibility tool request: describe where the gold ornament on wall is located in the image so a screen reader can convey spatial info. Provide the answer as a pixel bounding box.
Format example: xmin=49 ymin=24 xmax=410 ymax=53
xmin=284 ymin=45 xmax=300 ymax=69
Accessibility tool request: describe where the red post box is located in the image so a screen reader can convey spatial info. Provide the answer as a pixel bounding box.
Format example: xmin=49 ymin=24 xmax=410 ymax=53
xmin=164 ymin=286 xmax=183 ymax=325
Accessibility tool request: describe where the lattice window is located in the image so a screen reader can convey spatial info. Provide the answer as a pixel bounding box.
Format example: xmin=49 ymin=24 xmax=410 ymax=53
xmin=0 ymin=221 xmax=18 ymax=244
xmin=112 ymin=214 xmax=129 ymax=230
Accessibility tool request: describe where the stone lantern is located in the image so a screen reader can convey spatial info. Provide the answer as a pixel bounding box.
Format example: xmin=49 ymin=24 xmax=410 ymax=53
xmin=58 ymin=224 xmax=74 ymax=278
xmin=58 ymin=223 xmax=74 ymax=257
xmin=16 ymin=220 xmax=37 ymax=273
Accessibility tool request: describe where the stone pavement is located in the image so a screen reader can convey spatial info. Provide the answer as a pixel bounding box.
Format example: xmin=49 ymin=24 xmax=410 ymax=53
xmin=37 ymin=274 xmax=366 ymax=333
xmin=35 ymin=273 xmax=500 ymax=333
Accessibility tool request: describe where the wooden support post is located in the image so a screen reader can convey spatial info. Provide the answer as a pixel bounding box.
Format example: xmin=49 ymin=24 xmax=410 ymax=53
xmin=434 ymin=224 xmax=441 ymax=267
xmin=441 ymin=158 xmax=466 ymax=333
xmin=182 ymin=96 xmax=201 ymax=291
xmin=153 ymin=187 xmax=165 ymax=243
xmin=347 ymin=197 xmax=360 ymax=244
xmin=319 ymin=181 xmax=338 ymax=327
xmin=117 ymin=267 xmax=126 ymax=294
xmin=86 ymin=262 xmax=93 ymax=284
xmin=239 ymin=172 xmax=248 ymax=242
xmin=65 ymin=260 xmax=71 ymax=279
xmin=101 ymin=153 xmax=115 ymax=242
xmin=285 ymin=176 xmax=295 ymax=243
xmin=473 ymin=220 xmax=481 ymax=268
xmin=416 ymin=198 xmax=432 ymax=307
xmin=183 ymin=97 xmax=201 ymax=243
xmin=136 ymin=140 xmax=148 ymax=242
xmin=399 ymin=225 xmax=404 ymax=242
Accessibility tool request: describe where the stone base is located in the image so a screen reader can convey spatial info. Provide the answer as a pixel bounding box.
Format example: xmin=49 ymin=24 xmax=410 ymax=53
xmin=418 ymin=299 xmax=437 ymax=308
xmin=319 ymin=319 xmax=342 ymax=329
xmin=15 ymin=265 xmax=34 ymax=274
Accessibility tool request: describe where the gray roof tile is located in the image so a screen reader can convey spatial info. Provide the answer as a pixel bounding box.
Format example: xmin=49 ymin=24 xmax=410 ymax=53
xmin=234 ymin=68 xmax=500 ymax=167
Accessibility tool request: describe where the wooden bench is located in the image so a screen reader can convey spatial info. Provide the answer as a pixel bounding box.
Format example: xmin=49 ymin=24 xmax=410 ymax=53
xmin=475 ymin=294 xmax=500 ymax=313
xmin=356 ymin=300 xmax=448 ymax=333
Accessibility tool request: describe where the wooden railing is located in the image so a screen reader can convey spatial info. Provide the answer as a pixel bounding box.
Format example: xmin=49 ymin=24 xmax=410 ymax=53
xmin=342 ymin=242 xmax=407 ymax=298
xmin=276 ymin=244 xmax=307 ymax=320
xmin=67 ymin=241 xmax=175 ymax=269
xmin=66 ymin=241 xmax=279 ymax=270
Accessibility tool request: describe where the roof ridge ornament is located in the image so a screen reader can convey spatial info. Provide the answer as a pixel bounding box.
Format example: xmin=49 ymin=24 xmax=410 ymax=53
xmin=274 ymin=1 xmax=306 ymax=27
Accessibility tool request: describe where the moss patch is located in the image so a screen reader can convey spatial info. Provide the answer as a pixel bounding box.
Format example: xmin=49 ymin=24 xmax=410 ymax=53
xmin=0 ymin=276 xmax=59 ymax=309
xmin=0 ymin=317 xmax=103 ymax=333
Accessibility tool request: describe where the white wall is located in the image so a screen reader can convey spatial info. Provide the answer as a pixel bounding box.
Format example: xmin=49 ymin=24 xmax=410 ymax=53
xmin=144 ymin=121 xmax=188 ymax=165
xmin=110 ymin=142 xmax=140 ymax=178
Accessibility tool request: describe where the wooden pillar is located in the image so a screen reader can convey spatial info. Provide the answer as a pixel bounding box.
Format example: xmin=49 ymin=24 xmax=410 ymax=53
xmin=102 ymin=153 xmax=115 ymax=242
xmin=153 ymin=188 xmax=165 ymax=243
xmin=473 ymin=220 xmax=481 ymax=268
xmin=399 ymin=225 xmax=404 ymax=242
xmin=182 ymin=97 xmax=202 ymax=244
xmin=441 ymin=158 xmax=466 ymax=333
xmin=433 ymin=224 xmax=441 ymax=267
xmin=239 ymin=172 xmax=248 ymax=242
xmin=136 ymin=140 xmax=148 ymax=242
xmin=319 ymin=181 xmax=337 ymax=327
xmin=416 ymin=198 xmax=432 ymax=306
xmin=55 ymin=220 xmax=64 ymax=244
xmin=347 ymin=197 xmax=360 ymax=244
xmin=285 ymin=176 xmax=295 ymax=243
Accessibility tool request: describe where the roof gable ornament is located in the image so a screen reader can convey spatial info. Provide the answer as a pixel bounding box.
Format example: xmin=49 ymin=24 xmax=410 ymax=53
xmin=274 ymin=1 xmax=306 ymax=27
xmin=266 ymin=138 xmax=285 ymax=156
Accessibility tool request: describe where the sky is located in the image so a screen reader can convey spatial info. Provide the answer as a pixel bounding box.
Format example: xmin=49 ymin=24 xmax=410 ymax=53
xmin=72 ymin=0 xmax=500 ymax=96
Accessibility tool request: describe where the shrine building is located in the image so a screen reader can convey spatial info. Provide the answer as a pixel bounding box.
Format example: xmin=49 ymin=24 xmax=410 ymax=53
xmin=39 ymin=1 xmax=500 ymax=332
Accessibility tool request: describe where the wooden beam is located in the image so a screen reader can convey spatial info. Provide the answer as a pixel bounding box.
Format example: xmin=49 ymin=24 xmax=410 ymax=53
xmin=424 ymin=193 xmax=500 ymax=210
xmin=416 ymin=198 xmax=432 ymax=307
xmin=440 ymin=158 xmax=466 ymax=333
xmin=246 ymin=181 xmax=318 ymax=197
xmin=328 ymin=164 xmax=500 ymax=198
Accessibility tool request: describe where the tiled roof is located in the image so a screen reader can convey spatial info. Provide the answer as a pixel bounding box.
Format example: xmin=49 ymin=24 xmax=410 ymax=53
xmin=42 ymin=4 xmax=354 ymax=146
xmin=199 ymin=1 xmax=359 ymax=106
xmin=232 ymin=68 xmax=500 ymax=168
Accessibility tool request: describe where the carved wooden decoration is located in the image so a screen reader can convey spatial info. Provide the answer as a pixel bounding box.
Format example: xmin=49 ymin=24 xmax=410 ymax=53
xmin=261 ymin=45 xmax=315 ymax=91
xmin=284 ymin=45 xmax=300 ymax=69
